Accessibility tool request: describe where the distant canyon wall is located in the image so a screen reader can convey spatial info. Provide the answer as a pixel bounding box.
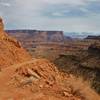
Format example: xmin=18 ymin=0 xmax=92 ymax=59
xmin=6 ymin=30 xmax=67 ymax=43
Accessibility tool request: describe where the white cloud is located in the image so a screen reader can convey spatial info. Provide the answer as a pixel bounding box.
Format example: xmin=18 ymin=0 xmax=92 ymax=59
xmin=51 ymin=10 xmax=70 ymax=17
xmin=30 ymin=13 xmax=100 ymax=33
xmin=0 ymin=12 xmax=3 ymax=16
xmin=43 ymin=0 xmax=86 ymax=6
xmin=79 ymin=7 xmax=89 ymax=13
xmin=0 ymin=0 xmax=100 ymax=33
xmin=51 ymin=12 xmax=64 ymax=17
xmin=0 ymin=2 xmax=11 ymax=7
xmin=9 ymin=15 xmax=100 ymax=33
xmin=14 ymin=0 xmax=46 ymax=11
xmin=87 ymin=0 xmax=99 ymax=1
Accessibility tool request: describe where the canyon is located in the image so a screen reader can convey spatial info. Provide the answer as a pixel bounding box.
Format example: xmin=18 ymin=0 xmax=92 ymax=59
xmin=0 ymin=17 xmax=100 ymax=100
xmin=6 ymin=28 xmax=100 ymax=94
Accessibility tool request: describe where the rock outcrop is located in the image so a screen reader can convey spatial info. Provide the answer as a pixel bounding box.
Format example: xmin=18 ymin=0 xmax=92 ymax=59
xmin=0 ymin=17 xmax=31 ymax=69
xmin=14 ymin=59 xmax=59 ymax=88
xmin=0 ymin=17 xmax=4 ymax=31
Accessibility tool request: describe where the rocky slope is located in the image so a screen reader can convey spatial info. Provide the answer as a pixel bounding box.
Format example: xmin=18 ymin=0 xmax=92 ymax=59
xmin=0 ymin=18 xmax=31 ymax=69
xmin=1 ymin=58 xmax=99 ymax=100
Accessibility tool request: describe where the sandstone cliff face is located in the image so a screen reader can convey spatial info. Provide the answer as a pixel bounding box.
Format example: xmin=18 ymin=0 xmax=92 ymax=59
xmin=0 ymin=18 xmax=31 ymax=69
xmin=27 ymin=31 xmax=64 ymax=42
xmin=6 ymin=30 xmax=73 ymax=60
xmin=0 ymin=17 xmax=4 ymax=31
xmin=7 ymin=30 xmax=65 ymax=43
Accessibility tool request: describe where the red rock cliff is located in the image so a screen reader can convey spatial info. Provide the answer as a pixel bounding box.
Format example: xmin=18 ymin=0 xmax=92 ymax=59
xmin=0 ymin=17 xmax=32 ymax=69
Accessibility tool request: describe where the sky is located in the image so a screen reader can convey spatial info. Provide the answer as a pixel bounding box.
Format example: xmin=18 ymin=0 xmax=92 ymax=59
xmin=0 ymin=0 xmax=100 ymax=35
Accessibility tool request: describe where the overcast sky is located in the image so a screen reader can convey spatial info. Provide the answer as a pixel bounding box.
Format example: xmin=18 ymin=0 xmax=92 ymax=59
xmin=0 ymin=0 xmax=100 ymax=34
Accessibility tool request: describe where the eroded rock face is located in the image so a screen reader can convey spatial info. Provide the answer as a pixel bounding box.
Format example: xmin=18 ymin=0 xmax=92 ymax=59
xmin=0 ymin=17 xmax=32 ymax=68
xmin=0 ymin=17 xmax=4 ymax=31
xmin=7 ymin=30 xmax=65 ymax=43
